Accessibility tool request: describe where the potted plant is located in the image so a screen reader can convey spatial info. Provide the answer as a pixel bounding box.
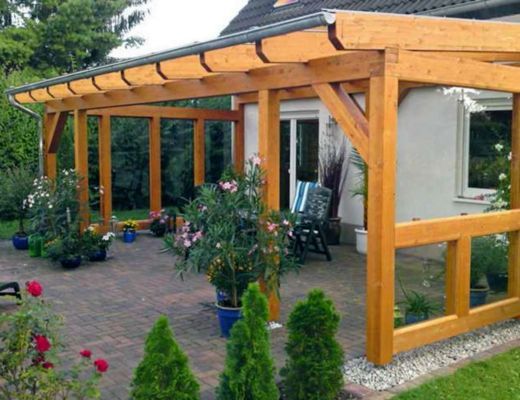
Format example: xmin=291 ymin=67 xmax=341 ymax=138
xmin=46 ymin=231 xmax=85 ymax=269
xmin=351 ymin=148 xmax=368 ymax=254
xmin=123 ymin=219 xmax=138 ymax=243
xmin=470 ymin=236 xmax=496 ymax=306
xmin=83 ymin=227 xmax=115 ymax=262
xmin=399 ymin=279 xmax=440 ymax=324
xmin=168 ymin=156 xmax=297 ymax=336
xmin=0 ymin=166 xmax=34 ymax=250
xmin=149 ymin=210 xmax=169 ymax=237
xmin=319 ymin=136 xmax=350 ymax=245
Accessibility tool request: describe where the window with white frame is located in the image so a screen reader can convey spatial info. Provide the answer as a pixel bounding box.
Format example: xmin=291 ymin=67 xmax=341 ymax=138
xmin=459 ymin=97 xmax=512 ymax=199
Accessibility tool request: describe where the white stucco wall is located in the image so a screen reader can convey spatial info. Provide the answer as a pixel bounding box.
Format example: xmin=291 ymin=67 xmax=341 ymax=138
xmin=242 ymin=86 xmax=492 ymax=235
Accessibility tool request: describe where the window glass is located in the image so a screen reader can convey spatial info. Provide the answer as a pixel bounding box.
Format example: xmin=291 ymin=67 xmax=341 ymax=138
xmin=205 ymin=121 xmax=232 ymax=183
xmin=468 ymin=110 xmax=511 ymax=190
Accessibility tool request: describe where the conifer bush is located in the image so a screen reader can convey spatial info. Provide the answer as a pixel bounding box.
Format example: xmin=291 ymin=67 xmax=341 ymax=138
xmin=131 ymin=316 xmax=199 ymax=400
xmin=281 ymin=289 xmax=344 ymax=400
xmin=216 ymin=283 xmax=279 ymax=400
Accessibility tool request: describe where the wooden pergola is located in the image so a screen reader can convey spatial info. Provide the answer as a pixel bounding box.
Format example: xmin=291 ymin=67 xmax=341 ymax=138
xmin=7 ymin=11 xmax=520 ymax=365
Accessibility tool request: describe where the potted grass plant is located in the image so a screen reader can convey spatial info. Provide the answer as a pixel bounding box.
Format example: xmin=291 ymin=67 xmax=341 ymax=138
xmin=399 ymin=279 xmax=440 ymax=325
xmin=351 ymin=148 xmax=368 ymax=254
xmin=470 ymin=237 xmax=495 ymax=306
xmin=319 ymin=136 xmax=350 ymax=245
xmin=0 ymin=166 xmax=34 ymax=250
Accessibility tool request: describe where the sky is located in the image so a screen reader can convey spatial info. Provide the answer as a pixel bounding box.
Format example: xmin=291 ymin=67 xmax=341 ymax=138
xmin=110 ymin=0 xmax=249 ymax=59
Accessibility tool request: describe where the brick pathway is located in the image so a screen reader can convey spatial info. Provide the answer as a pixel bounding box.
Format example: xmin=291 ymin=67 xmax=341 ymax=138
xmin=0 ymin=236 xmax=367 ymax=399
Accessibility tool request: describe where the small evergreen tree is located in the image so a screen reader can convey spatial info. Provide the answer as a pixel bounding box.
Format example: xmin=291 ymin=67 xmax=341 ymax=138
xmin=281 ymin=290 xmax=344 ymax=400
xmin=216 ymin=283 xmax=279 ymax=400
xmin=131 ymin=316 xmax=199 ymax=400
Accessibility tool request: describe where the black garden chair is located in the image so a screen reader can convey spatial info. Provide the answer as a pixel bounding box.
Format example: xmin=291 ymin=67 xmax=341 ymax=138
xmin=291 ymin=186 xmax=333 ymax=264
xmin=0 ymin=281 xmax=22 ymax=300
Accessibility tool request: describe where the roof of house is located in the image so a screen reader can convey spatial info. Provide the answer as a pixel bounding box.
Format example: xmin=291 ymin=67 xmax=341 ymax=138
xmin=221 ymin=0 xmax=513 ymax=35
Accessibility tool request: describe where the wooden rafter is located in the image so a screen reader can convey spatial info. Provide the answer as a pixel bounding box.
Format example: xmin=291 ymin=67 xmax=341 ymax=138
xmin=45 ymin=51 xmax=383 ymax=112
xmin=313 ymin=83 xmax=369 ymax=162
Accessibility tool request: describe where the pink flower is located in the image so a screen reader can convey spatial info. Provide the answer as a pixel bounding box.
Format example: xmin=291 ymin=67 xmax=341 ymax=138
xmin=94 ymin=359 xmax=109 ymax=373
xmin=282 ymin=219 xmax=290 ymax=227
xmin=26 ymin=281 xmax=43 ymax=297
xmin=193 ymin=231 xmax=203 ymax=241
xmin=250 ymin=155 xmax=262 ymax=166
xmin=183 ymin=240 xmax=192 ymax=248
xmin=80 ymin=349 xmax=92 ymax=358
xmin=267 ymin=222 xmax=278 ymax=232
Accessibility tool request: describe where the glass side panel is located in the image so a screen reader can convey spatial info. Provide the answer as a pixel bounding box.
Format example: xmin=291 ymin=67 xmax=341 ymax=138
xmin=296 ymin=119 xmax=319 ymax=183
xmin=280 ymin=120 xmax=291 ymax=210
xmin=205 ymin=121 xmax=232 ymax=184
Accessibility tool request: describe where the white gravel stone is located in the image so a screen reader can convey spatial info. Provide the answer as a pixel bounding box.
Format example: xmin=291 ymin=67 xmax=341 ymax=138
xmin=343 ymin=319 xmax=520 ymax=391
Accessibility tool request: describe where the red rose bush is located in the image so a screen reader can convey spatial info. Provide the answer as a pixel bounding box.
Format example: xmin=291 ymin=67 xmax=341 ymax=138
xmin=0 ymin=280 xmax=108 ymax=399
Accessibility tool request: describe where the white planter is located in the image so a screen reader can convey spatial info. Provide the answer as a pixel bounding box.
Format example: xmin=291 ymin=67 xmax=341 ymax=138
xmin=355 ymin=228 xmax=367 ymax=255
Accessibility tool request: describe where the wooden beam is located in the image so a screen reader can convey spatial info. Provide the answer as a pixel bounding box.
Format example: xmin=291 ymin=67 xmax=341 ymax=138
xmin=510 ymin=94 xmax=520 ymax=299
xmin=45 ymin=51 xmax=383 ymax=112
xmin=233 ymin=104 xmax=245 ymax=172
xmin=394 ymin=298 xmax=520 ymax=353
xmin=98 ymin=115 xmax=112 ymax=226
xmin=46 ymin=111 xmax=68 ymax=153
xmin=395 ymin=210 xmax=520 ymax=249
xmin=202 ymin=44 xmax=269 ymax=72
xmin=149 ymin=116 xmax=162 ymax=212
xmin=194 ymin=118 xmax=205 ymax=186
xmin=74 ymin=110 xmax=89 ymax=230
xmin=88 ymin=105 xmax=240 ymax=121
xmin=258 ymin=90 xmax=280 ymax=210
xmin=394 ymin=50 xmax=520 ymax=93
xmin=313 ymin=83 xmax=369 ymax=163
xmin=365 ymin=73 xmax=399 ymax=365
xmin=43 ymin=112 xmax=56 ymax=179
xmin=334 ymin=11 xmax=520 ymax=52
xmin=445 ymin=236 xmax=471 ymax=317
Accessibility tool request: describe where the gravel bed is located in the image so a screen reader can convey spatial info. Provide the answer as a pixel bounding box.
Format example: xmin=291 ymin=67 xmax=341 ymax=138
xmin=343 ymin=319 xmax=520 ymax=391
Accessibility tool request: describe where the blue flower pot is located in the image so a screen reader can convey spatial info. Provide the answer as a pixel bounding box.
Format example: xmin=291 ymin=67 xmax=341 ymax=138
xmin=216 ymin=304 xmax=242 ymax=338
xmin=470 ymin=288 xmax=488 ymax=307
xmin=12 ymin=234 xmax=29 ymax=250
xmin=88 ymin=250 xmax=107 ymax=262
xmin=60 ymin=257 xmax=82 ymax=269
xmin=123 ymin=230 xmax=136 ymax=243
xmin=405 ymin=312 xmax=428 ymax=325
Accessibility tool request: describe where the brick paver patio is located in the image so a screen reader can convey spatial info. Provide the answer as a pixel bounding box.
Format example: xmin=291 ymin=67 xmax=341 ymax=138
xmin=0 ymin=235 xmax=367 ymax=399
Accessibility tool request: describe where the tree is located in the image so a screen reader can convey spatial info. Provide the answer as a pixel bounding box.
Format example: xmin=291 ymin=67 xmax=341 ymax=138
xmin=131 ymin=316 xmax=200 ymax=400
xmin=216 ymin=283 xmax=279 ymax=400
xmin=281 ymin=290 xmax=344 ymax=400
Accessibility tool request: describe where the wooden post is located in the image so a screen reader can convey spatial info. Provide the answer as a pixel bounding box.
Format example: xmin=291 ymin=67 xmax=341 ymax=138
xmin=258 ymin=89 xmax=280 ymax=210
xmin=98 ymin=115 xmax=112 ymax=227
xmin=366 ymin=73 xmax=399 ymax=365
xmin=194 ymin=118 xmax=205 ymax=186
xmin=509 ymin=94 xmax=520 ymax=300
xmin=43 ymin=112 xmax=57 ymax=180
xmin=234 ymin=103 xmax=245 ymax=172
xmin=445 ymin=236 xmax=471 ymax=316
xmin=74 ymin=110 xmax=89 ymax=230
xmin=149 ymin=116 xmax=162 ymax=212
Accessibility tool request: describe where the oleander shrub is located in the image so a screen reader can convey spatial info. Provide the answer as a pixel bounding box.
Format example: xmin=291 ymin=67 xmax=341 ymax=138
xmin=281 ymin=289 xmax=344 ymax=400
xmin=131 ymin=315 xmax=200 ymax=400
xmin=216 ymin=283 xmax=278 ymax=400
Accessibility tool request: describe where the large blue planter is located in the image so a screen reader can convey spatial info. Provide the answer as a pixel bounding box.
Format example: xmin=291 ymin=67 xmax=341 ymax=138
xmin=216 ymin=304 xmax=242 ymax=338
xmin=405 ymin=312 xmax=428 ymax=325
xmin=123 ymin=230 xmax=137 ymax=243
xmin=12 ymin=234 xmax=29 ymax=250
xmin=88 ymin=249 xmax=107 ymax=262
xmin=470 ymin=288 xmax=488 ymax=308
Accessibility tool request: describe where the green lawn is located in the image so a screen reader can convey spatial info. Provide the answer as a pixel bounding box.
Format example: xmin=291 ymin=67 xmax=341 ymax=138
xmin=394 ymin=347 xmax=520 ymax=400
xmin=0 ymin=219 xmax=19 ymax=240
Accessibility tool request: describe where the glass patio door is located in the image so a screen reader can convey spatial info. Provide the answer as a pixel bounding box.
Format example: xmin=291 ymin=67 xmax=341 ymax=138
xmin=279 ymin=118 xmax=320 ymax=209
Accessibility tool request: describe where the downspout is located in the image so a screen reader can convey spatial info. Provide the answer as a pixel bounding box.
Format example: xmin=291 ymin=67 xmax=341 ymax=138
xmin=7 ymin=93 xmax=44 ymax=177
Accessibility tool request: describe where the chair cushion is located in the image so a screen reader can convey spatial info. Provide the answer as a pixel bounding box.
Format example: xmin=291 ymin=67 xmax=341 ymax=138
xmin=291 ymin=181 xmax=320 ymax=213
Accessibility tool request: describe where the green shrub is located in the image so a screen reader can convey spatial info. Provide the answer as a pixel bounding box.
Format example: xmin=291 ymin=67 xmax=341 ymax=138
xmin=216 ymin=283 xmax=279 ymax=400
xmin=281 ymin=290 xmax=344 ymax=400
xmin=131 ymin=316 xmax=199 ymax=400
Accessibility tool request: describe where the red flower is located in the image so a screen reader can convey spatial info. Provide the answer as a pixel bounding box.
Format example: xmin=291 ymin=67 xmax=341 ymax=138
xmin=26 ymin=281 xmax=43 ymax=297
xmin=32 ymin=354 xmax=45 ymax=366
xmin=80 ymin=349 xmax=92 ymax=358
xmin=94 ymin=358 xmax=109 ymax=373
xmin=34 ymin=335 xmax=51 ymax=353
xmin=42 ymin=361 xmax=54 ymax=369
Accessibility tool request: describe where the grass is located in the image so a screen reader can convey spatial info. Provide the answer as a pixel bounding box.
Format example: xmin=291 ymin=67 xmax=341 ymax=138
xmin=0 ymin=209 xmax=150 ymax=240
xmin=393 ymin=347 xmax=520 ymax=400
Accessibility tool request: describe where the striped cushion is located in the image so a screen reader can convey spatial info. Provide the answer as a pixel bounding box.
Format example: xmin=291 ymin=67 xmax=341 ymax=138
xmin=291 ymin=181 xmax=319 ymax=213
